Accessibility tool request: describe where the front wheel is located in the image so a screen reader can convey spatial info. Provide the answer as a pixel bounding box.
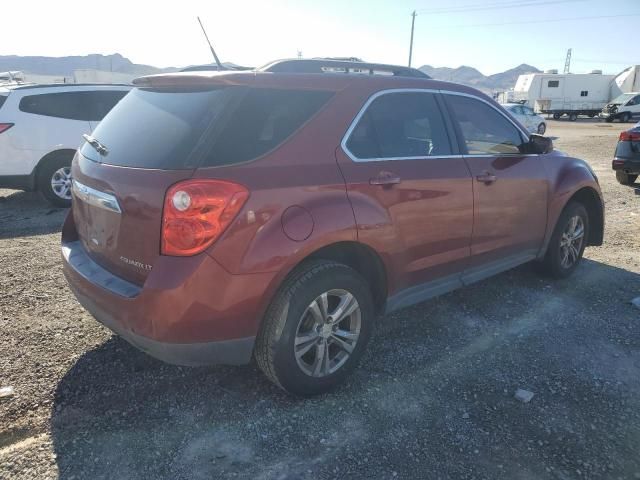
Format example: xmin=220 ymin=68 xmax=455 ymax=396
xmin=616 ymin=171 xmax=638 ymax=185
xmin=37 ymin=156 xmax=73 ymax=207
xmin=538 ymin=202 xmax=589 ymax=278
xmin=255 ymin=260 xmax=374 ymax=396
xmin=537 ymin=123 xmax=546 ymax=135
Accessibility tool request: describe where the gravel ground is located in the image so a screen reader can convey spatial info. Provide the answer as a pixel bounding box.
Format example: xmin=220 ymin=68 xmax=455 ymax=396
xmin=1 ymin=119 xmax=639 ymax=480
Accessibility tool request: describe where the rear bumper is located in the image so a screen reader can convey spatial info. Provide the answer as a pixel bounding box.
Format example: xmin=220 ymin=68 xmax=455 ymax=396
xmin=612 ymin=158 xmax=640 ymax=173
xmin=62 ymin=216 xmax=276 ymax=366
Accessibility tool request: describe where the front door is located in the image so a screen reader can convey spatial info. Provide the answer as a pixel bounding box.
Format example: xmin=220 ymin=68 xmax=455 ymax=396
xmin=336 ymin=90 xmax=473 ymax=294
xmin=443 ymin=93 xmax=548 ymax=273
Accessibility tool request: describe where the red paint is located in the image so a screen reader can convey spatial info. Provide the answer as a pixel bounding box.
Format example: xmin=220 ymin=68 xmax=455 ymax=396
xmin=63 ymin=70 xmax=604 ymax=358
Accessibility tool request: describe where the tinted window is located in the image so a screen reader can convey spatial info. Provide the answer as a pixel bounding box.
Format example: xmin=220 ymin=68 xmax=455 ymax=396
xmin=19 ymin=90 xmax=127 ymax=121
xmin=446 ymin=95 xmax=525 ymax=155
xmin=203 ymin=88 xmax=333 ymax=166
xmin=81 ymin=87 xmax=236 ymax=169
xmin=548 ymin=80 xmax=559 ymax=88
xmin=628 ymin=96 xmax=640 ymax=106
xmin=346 ymin=92 xmax=452 ymax=159
xmin=0 ymin=95 xmax=7 ymax=110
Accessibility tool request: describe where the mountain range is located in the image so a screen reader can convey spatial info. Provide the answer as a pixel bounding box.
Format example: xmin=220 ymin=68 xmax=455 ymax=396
xmin=0 ymin=54 xmax=541 ymax=91
xmin=418 ymin=63 xmax=541 ymax=92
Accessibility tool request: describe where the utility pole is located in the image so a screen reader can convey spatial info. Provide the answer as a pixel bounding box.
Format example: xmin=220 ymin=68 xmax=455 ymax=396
xmin=408 ymin=10 xmax=417 ymax=67
xmin=564 ymin=48 xmax=572 ymax=74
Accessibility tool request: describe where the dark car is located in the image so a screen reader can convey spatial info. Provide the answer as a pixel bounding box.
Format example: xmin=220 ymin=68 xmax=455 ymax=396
xmin=612 ymin=122 xmax=640 ymax=185
xmin=62 ymin=59 xmax=604 ymax=396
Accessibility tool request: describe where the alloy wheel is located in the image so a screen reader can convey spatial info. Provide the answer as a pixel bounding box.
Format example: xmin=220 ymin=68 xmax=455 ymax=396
xmin=294 ymin=289 xmax=361 ymax=377
xmin=559 ymin=215 xmax=585 ymax=269
xmin=51 ymin=167 xmax=72 ymax=200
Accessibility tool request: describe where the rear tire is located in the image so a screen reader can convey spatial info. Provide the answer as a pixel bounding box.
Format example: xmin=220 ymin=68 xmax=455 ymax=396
xmin=569 ymin=113 xmax=578 ymax=121
xmin=616 ymin=171 xmax=638 ymax=185
xmin=537 ymin=123 xmax=546 ymax=135
xmin=255 ymin=260 xmax=374 ymax=396
xmin=37 ymin=155 xmax=73 ymax=208
xmin=538 ymin=202 xmax=589 ymax=279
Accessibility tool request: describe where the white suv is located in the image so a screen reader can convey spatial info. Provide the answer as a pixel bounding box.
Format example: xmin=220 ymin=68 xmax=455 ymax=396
xmin=0 ymin=84 xmax=130 ymax=206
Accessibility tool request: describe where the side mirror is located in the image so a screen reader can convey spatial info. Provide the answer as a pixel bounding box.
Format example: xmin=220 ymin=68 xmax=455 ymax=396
xmin=525 ymin=134 xmax=553 ymax=154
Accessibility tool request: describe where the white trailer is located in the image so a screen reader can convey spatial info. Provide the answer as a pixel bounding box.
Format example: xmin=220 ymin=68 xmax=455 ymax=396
xmin=513 ymin=69 xmax=615 ymax=120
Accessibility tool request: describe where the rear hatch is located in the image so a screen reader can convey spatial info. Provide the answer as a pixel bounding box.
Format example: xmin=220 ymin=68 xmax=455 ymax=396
xmin=72 ymin=85 xmax=242 ymax=285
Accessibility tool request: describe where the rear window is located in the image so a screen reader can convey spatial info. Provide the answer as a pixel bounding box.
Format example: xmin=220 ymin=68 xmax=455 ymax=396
xmin=83 ymin=87 xmax=333 ymax=169
xmin=19 ymin=90 xmax=127 ymax=121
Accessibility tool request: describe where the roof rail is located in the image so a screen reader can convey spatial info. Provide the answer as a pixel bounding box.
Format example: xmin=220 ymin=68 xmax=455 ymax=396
xmin=259 ymin=59 xmax=430 ymax=79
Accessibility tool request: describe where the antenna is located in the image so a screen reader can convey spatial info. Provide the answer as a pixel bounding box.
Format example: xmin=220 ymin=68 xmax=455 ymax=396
xmin=197 ymin=16 xmax=223 ymax=70
xmin=564 ymin=48 xmax=572 ymax=74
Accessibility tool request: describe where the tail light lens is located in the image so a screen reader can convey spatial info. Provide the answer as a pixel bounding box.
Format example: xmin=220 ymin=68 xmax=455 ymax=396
xmin=0 ymin=123 xmax=14 ymax=134
xmin=619 ymin=130 xmax=640 ymax=142
xmin=161 ymin=179 xmax=249 ymax=256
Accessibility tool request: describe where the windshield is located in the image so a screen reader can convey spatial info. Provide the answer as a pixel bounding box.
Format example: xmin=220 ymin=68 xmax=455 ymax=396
xmin=611 ymin=93 xmax=635 ymax=104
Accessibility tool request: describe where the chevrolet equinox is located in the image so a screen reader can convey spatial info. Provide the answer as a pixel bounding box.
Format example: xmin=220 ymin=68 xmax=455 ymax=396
xmin=62 ymin=59 xmax=604 ymax=396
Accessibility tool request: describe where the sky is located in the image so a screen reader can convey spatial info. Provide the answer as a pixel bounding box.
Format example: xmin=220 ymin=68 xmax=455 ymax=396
xmin=2 ymin=0 xmax=639 ymax=75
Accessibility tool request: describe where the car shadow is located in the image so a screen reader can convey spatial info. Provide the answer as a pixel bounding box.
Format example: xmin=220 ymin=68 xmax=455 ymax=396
xmin=50 ymin=258 xmax=640 ymax=479
xmin=0 ymin=190 xmax=67 ymax=239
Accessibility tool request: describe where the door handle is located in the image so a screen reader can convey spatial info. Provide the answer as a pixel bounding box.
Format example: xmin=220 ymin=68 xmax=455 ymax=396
xmin=370 ymin=171 xmax=401 ymax=186
xmin=476 ymin=171 xmax=497 ymax=184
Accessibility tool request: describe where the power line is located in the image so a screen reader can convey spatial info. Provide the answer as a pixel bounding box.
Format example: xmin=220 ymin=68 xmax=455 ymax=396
xmin=416 ymin=0 xmax=587 ymax=14
xmin=427 ymin=13 xmax=640 ymax=29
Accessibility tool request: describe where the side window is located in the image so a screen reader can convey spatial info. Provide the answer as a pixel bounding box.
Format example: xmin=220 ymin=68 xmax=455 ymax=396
xmin=446 ymin=95 xmax=526 ymax=155
xmin=580 ymin=91 xmax=589 ymax=97
xmin=18 ymin=91 xmax=127 ymax=121
xmin=627 ymin=96 xmax=640 ymax=106
xmin=346 ymin=92 xmax=452 ymax=159
xmin=203 ymin=88 xmax=334 ymax=166
xmin=20 ymin=92 xmax=84 ymax=120
xmin=548 ymin=80 xmax=560 ymax=88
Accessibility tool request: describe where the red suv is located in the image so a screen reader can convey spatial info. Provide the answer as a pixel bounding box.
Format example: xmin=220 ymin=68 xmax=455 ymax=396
xmin=62 ymin=59 xmax=604 ymax=396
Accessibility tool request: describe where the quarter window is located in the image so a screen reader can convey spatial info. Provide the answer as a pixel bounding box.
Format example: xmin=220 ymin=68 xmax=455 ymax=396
xmin=19 ymin=90 xmax=127 ymax=121
xmin=446 ymin=95 xmax=526 ymax=155
xmin=346 ymin=92 xmax=452 ymax=159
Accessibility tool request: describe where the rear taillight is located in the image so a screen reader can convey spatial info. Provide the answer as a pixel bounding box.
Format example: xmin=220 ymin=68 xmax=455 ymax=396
xmin=161 ymin=179 xmax=249 ymax=256
xmin=0 ymin=123 xmax=14 ymax=134
xmin=619 ymin=130 xmax=640 ymax=142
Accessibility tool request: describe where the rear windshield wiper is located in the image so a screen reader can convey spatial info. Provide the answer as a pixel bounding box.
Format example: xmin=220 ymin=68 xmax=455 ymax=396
xmin=82 ymin=134 xmax=109 ymax=157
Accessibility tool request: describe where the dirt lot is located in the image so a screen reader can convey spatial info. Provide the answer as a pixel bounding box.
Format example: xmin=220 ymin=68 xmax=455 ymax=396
xmin=1 ymin=119 xmax=639 ymax=480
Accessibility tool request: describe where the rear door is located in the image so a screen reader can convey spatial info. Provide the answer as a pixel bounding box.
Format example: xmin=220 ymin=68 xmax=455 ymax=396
xmin=443 ymin=93 xmax=548 ymax=276
xmin=336 ymin=90 xmax=473 ymax=293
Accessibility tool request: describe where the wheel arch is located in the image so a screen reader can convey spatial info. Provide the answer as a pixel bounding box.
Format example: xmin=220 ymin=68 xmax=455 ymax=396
xmin=34 ymin=148 xmax=77 ymax=188
xmin=567 ymin=186 xmax=604 ymax=246
xmin=260 ymin=241 xmax=389 ymax=319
